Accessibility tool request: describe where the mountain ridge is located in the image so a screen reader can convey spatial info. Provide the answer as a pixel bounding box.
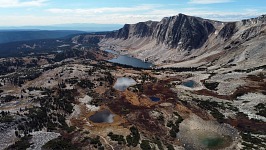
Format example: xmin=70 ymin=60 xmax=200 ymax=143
xmin=99 ymin=13 xmax=266 ymax=70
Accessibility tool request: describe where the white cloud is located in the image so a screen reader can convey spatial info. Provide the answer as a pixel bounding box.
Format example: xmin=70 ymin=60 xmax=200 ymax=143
xmin=44 ymin=5 xmax=264 ymax=24
xmin=0 ymin=5 xmax=264 ymax=26
xmin=0 ymin=0 xmax=47 ymax=8
xmin=189 ymin=0 xmax=233 ymax=4
xmin=181 ymin=9 xmax=264 ymax=21
xmin=46 ymin=5 xmax=157 ymax=15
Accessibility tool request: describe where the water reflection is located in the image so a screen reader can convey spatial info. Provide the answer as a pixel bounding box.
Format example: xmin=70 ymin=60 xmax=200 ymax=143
xmin=89 ymin=110 xmax=115 ymax=123
xmin=113 ymin=77 xmax=136 ymax=91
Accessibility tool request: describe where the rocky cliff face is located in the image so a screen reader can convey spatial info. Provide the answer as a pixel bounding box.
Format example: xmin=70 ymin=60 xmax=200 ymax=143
xmin=105 ymin=14 xmax=215 ymax=50
xmin=152 ymin=14 xmax=215 ymax=50
xmin=100 ymin=14 xmax=266 ymax=69
xmin=105 ymin=21 xmax=158 ymax=39
xmin=218 ymin=22 xmax=237 ymax=39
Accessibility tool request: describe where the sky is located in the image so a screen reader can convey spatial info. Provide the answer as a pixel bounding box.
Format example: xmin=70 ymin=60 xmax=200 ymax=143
xmin=0 ymin=0 xmax=266 ymax=26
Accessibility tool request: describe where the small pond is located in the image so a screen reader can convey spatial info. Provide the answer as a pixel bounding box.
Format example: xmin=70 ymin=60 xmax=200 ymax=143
xmin=149 ymin=96 xmax=160 ymax=102
xmin=89 ymin=110 xmax=115 ymax=123
xmin=113 ymin=77 xmax=136 ymax=91
xmin=197 ymin=131 xmax=231 ymax=149
xmin=201 ymin=137 xmax=225 ymax=148
xmin=183 ymin=80 xmax=196 ymax=88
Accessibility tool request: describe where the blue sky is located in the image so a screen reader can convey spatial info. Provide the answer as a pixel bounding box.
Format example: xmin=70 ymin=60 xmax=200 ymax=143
xmin=0 ymin=0 xmax=266 ymax=26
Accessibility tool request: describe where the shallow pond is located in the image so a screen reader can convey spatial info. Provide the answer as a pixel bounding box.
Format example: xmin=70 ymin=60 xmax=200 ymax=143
xmin=183 ymin=80 xmax=196 ymax=88
xmin=197 ymin=131 xmax=231 ymax=149
xmin=200 ymin=136 xmax=227 ymax=149
xmin=149 ymin=96 xmax=160 ymax=102
xmin=89 ymin=110 xmax=115 ymax=123
xmin=113 ymin=77 xmax=136 ymax=91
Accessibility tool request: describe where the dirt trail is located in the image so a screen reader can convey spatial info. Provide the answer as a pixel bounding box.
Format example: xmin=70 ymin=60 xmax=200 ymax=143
xmin=100 ymin=136 xmax=114 ymax=150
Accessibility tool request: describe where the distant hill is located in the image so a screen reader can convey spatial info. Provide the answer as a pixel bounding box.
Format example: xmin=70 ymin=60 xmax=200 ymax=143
xmin=0 ymin=31 xmax=109 ymax=57
xmin=0 ymin=30 xmax=86 ymax=44
xmin=0 ymin=23 xmax=123 ymax=32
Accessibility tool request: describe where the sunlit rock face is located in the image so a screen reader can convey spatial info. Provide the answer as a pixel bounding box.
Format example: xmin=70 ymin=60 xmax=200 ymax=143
xmin=105 ymin=13 xmax=215 ymax=51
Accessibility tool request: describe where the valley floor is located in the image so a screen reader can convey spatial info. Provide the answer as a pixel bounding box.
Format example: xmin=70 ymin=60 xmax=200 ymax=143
xmin=0 ymin=51 xmax=265 ymax=150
